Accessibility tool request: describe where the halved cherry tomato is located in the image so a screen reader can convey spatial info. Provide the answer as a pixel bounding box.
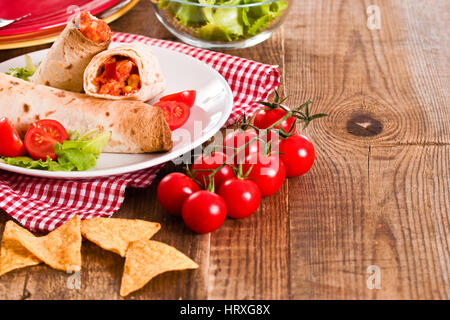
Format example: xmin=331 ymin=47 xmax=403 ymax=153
xmin=154 ymin=101 xmax=190 ymax=131
xmin=191 ymin=152 xmax=235 ymax=189
xmin=24 ymin=119 xmax=68 ymax=161
xmin=0 ymin=117 xmax=26 ymax=157
xmin=160 ymin=90 xmax=196 ymax=108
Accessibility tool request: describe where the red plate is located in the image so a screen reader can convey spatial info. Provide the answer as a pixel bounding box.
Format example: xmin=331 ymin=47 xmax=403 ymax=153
xmin=0 ymin=0 xmax=121 ymax=37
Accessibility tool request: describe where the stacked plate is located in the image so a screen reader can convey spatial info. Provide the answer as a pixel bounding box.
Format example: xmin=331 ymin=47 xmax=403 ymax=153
xmin=0 ymin=0 xmax=140 ymax=50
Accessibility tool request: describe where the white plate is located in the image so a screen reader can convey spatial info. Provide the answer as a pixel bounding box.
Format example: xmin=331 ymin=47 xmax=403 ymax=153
xmin=0 ymin=42 xmax=233 ymax=179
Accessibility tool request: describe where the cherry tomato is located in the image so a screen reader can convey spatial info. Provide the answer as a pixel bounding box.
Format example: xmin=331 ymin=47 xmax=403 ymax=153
xmin=160 ymin=90 xmax=196 ymax=108
xmin=192 ymin=152 xmax=234 ymax=189
xmin=218 ymin=178 xmax=261 ymax=219
xmin=253 ymin=107 xmax=296 ymax=139
xmin=279 ymin=134 xmax=315 ymax=177
xmin=223 ymin=129 xmax=261 ymax=163
xmin=157 ymin=172 xmax=200 ymax=216
xmin=242 ymin=153 xmax=286 ymax=197
xmin=182 ymin=191 xmax=227 ymax=234
xmin=154 ymin=100 xmax=190 ymax=131
xmin=0 ymin=117 xmax=26 ymax=157
xmin=24 ymin=119 xmax=68 ymax=161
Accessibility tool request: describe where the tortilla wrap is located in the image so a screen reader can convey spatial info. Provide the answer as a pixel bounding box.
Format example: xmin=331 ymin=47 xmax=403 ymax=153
xmin=30 ymin=13 xmax=111 ymax=92
xmin=83 ymin=43 xmax=165 ymax=102
xmin=0 ymin=73 xmax=172 ymax=153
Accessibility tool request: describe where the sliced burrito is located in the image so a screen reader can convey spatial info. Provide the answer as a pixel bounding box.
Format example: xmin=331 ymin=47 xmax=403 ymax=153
xmin=83 ymin=44 xmax=165 ymax=102
xmin=30 ymin=12 xmax=111 ymax=92
xmin=0 ymin=73 xmax=172 ymax=153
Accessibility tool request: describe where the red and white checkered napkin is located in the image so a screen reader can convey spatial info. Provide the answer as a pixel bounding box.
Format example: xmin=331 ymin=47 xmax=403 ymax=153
xmin=0 ymin=32 xmax=280 ymax=232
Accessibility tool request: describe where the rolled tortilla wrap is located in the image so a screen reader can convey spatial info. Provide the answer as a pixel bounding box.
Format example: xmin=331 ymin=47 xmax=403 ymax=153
xmin=83 ymin=44 xmax=165 ymax=102
xmin=0 ymin=73 xmax=172 ymax=153
xmin=30 ymin=12 xmax=111 ymax=92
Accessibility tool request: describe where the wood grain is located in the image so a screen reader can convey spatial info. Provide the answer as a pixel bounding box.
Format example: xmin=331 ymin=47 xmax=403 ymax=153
xmin=284 ymin=0 xmax=450 ymax=299
xmin=0 ymin=0 xmax=449 ymax=299
xmin=368 ymin=145 xmax=450 ymax=299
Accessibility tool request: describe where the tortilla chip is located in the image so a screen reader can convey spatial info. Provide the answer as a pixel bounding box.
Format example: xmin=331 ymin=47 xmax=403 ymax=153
xmin=81 ymin=218 xmax=161 ymax=257
xmin=10 ymin=216 xmax=82 ymax=272
xmin=0 ymin=221 xmax=41 ymax=277
xmin=120 ymin=240 xmax=198 ymax=297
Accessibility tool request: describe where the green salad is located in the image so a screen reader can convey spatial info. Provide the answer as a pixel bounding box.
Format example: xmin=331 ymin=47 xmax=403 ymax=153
xmin=1 ymin=130 xmax=111 ymax=172
xmin=158 ymin=0 xmax=289 ymax=42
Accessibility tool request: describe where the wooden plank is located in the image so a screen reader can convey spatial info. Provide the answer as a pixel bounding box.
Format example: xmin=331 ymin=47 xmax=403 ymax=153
xmin=284 ymin=0 xmax=449 ymax=147
xmin=287 ymin=143 xmax=450 ymax=300
xmin=284 ymin=0 xmax=450 ymax=299
xmin=284 ymin=0 xmax=373 ymax=299
xmin=368 ymin=145 xmax=450 ymax=299
xmin=288 ymin=143 xmax=371 ymax=299
xmin=205 ymin=29 xmax=289 ymax=299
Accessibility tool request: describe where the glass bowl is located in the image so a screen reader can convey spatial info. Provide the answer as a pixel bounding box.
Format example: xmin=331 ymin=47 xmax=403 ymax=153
xmin=151 ymin=0 xmax=291 ymax=49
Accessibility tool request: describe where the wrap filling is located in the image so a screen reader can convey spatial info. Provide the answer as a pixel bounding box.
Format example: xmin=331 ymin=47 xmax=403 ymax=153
xmin=94 ymin=56 xmax=141 ymax=96
xmin=79 ymin=12 xmax=111 ymax=43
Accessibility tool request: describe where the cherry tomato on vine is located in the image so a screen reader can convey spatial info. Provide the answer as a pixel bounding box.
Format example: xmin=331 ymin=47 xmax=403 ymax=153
xmin=218 ymin=178 xmax=261 ymax=219
xmin=0 ymin=117 xmax=26 ymax=157
xmin=24 ymin=119 xmax=68 ymax=161
xmin=157 ymin=172 xmax=200 ymax=216
xmin=279 ymin=134 xmax=315 ymax=177
xmin=159 ymin=90 xmax=196 ymax=108
xmin=253 ymin=107 xmax=296 ymax=138
xmin=223 ymin=129 xmax=261 ymax=163
xmin=182 ymin=191 xmax=227 ymax=234
xmin=242 ymin=153 xmax=286 ymax=197
xmin=191 ymin=152 xmax=234 ymax=189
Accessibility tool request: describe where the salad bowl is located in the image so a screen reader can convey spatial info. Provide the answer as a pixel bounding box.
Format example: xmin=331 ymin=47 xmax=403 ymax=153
xmin=151 ymin=0 xmax=291 ymax=49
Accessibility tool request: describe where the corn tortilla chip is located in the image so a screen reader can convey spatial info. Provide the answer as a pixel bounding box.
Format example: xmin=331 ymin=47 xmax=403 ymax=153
xmin=10 ymin=216 xmax=82 ymax=272
xmin=0 ymin=221 xmax=41 ymax=277
xmin=81 ymin=218 xmax=161 ymax=257
xmin=120 ymin=240 xmax=198 ymax=297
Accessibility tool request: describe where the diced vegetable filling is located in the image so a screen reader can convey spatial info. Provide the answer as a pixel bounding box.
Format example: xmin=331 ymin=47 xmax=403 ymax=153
xmin=79 ymin=12 xmax=111 ymax=43
xmin=94 ymin=56 xmax=141 ymax=96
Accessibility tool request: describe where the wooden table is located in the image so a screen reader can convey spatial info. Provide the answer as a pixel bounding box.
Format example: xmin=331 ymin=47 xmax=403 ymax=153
xmin=0 ymin=0 xmax=449 ymax=300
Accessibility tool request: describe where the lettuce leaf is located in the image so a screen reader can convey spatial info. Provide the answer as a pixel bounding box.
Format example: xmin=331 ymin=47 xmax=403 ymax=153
xmin=6 ymin=55 xmax=38 ymax=81
xmin=2 ymin=156 xmax=67 ymax=171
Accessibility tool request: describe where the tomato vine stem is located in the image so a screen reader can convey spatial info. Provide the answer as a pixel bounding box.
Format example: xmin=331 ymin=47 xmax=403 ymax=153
xmin=192 ymin=92 xmax=327 ymax=188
